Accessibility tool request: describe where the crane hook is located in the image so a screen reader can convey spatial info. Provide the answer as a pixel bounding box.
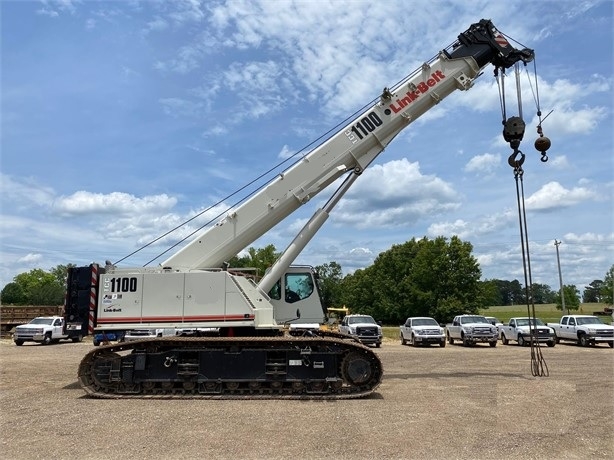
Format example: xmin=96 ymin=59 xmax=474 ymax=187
xmin=508 ymin=150 xmax=525 ymax=169
xmin=534 ymin=124 xmax=551 ymax=163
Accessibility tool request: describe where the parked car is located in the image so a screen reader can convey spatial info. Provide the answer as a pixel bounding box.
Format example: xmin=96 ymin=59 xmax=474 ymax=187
xmin=400 ymin=317 xmax=445 ymax=347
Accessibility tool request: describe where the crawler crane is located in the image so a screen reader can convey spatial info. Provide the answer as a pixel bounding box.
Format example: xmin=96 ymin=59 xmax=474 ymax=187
xmin=65 ymin=19 xmax=536 ymax=399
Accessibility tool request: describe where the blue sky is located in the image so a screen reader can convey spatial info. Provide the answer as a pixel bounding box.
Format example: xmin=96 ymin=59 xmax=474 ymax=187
xmin=1 ymin=0 xmax=612 ymax=294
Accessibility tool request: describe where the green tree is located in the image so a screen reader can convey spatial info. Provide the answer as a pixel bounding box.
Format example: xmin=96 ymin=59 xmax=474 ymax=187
xmin=314 ymin=261 xmax=343 ymax=310
xmin=530 ymin=282 xmax=556 ymax=304
xmin=50 ymin=264 xmax=73 ymax=286
xmin=338 ymin=268 xmax=377 ymax=318
xmin=3 ymin=267 xmax=65 ymax=305
xmin=555 ymin=284 xmax=581 ymax=312
xmin=0 ymin=282 xmax=27 ymax=305
xmin=479 ymin=279 xmax=502 ymax=307
xmin=583 ymin=279 xmax=604 ymax=303
xmin=227 ymin=244 xmax=280 ymax=277
xmin=495 ymin=279 xmax=525 ymax=305
xmin=600 ymin=265 xmax=613 ymax=306
xmin=340 ymin=236 xmax=481 ymax=324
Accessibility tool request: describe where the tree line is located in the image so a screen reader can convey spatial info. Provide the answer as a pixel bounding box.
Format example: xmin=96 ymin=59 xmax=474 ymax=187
xmin=2 ymin=239 xmax=612 ymax=325
xmin=1 ymin=265 xmax=72 ymax=306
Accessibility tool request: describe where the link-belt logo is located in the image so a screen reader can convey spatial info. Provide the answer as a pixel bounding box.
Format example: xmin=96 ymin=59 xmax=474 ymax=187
xmin=388 ymin=70 xmax=445 ymax=114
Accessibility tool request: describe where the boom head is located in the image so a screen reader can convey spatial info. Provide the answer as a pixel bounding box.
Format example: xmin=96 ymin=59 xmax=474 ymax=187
xmin=450 ymin=19 xmax=534 ymax=69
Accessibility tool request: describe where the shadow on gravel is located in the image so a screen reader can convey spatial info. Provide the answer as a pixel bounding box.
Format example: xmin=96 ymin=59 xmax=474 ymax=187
xmin=383 ymin=371 xmax=532 ymax=380
xmin=63 ymin=381 xmax=82 ymax=390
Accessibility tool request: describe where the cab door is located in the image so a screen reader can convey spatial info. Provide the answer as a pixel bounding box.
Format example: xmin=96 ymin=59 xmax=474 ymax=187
xmin=52 ymin=317 xmax=64 ymax=338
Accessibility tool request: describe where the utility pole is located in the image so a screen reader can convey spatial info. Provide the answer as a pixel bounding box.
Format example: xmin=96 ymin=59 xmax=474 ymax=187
xmin=554 ymin=239 xmax=567 ymax=314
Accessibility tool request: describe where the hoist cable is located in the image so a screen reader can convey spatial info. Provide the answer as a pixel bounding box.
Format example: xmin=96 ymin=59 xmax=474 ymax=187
xmin=500 ymin=53 xmax=549 ymax=377
xmin=500 ymin=30 xmax=547 ymax=131
xmin=531 ymin=59 xmax=542 ymax=116
xmin=524 ymin=65 xmax=539 ymax=116
xmin=498 ymin=67 xmax=507 ymax=122
xmin=513 ymin=167 xmax=549 ymax=377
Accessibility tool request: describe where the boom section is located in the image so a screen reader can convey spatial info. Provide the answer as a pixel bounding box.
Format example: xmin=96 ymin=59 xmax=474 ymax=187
xmin=163 ymin=20 xmax=533 ymax=271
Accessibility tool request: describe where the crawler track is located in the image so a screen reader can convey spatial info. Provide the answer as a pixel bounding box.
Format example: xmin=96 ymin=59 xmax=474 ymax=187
xmin=78 ymin=333 xmax=383 ymax=399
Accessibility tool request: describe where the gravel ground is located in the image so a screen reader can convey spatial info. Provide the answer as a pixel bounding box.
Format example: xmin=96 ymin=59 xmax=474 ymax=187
xmin=0 ymin=337 xmax=612 ymax=460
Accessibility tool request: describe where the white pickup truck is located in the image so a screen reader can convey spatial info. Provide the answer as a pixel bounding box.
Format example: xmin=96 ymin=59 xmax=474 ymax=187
xmin=446 ymin=315 xmax=498 ymax=347
xmin=400 ymin=317 xmax=445 ymax=347
xmin=547 ymin=315 xmax=614 ymax=348
xmin=499 ymin=317 xmax=555 ymax=347
xmin=338 ymin=314 xmax=382 ymax=348
xmin=13 ymin=316 xmax=83 ymax=346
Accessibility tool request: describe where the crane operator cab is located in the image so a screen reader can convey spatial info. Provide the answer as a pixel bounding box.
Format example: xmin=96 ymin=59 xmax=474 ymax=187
xmin=266 ymin=266 xmax=325 ymax=326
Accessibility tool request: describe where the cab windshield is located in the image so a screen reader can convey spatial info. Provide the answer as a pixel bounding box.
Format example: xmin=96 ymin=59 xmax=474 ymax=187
xmin=29 ymin=318 xmax=54 ymax=325
xmin=412 ymin=318 xmax=438 ymax=327
xmin=460 ymin=316 xmax=488 ymax=324
xmin=576 ymin=317 xmax=605 ymax=326
xmin=516 ymin=318 xmax=545 ymax=327
xmin=348 ymin=316 xmax=376 ymax=325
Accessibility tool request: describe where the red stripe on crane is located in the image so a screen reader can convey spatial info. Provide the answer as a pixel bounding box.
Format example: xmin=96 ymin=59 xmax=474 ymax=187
xmin=494 ymin=32 xmax=509 ymax=48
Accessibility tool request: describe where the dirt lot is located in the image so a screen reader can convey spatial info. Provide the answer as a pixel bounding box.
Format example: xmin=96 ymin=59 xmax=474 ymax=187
xmin=1 ymin=337 xmax=612 ymax=460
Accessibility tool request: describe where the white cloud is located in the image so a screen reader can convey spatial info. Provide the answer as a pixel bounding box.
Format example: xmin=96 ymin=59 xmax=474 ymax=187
xmin=36 ymin=0 xmax=77 ymax=17
xmin=155 ymin=43 xmax=204 ymax=74
xmin=524 ymin=181 xmax=597 ymax=211
xmin=547 ymin=155 xmax=570 ymax=169
xmin=53 ymin=191 xmax=177 ymax=216
xmin=0 ymin=174 xmax=56 ymax=209
xmin=222 ymin=61 xmax=293 ymax=118
xmin=159 ymin=97 xmax=204 ymax=118
xmin=145 ymin=16 xmax=168 ymax=33
xmin=334 ymin=159 xmax=460 ymax=228
xmin=458 ymin=74 xmax=611 ymax=140
xmin=278 ymin=145 xmax=295 ymax=160
xmin=427 ymin=210 xmax=515 ymax=240
xmin=464 ymin=153 xmax=501 ymax=175
xmin=17 ymin=253 xmax=43 ymax=264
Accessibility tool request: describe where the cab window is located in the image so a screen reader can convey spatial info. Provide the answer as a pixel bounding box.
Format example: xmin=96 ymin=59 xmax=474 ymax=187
xmin=284 ymin=272 xmax=314 ymax=303
xmin=268 ymin=279 xmax=281 ymax=300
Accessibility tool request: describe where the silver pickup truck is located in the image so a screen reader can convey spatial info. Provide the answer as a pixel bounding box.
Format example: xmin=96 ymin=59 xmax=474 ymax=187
xmin=446 ymin=315 xmax=498 ymax=347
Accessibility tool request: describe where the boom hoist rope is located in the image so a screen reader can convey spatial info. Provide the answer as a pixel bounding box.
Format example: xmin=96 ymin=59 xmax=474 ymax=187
xmin=495 ymin=41 xmax=552 ymax=377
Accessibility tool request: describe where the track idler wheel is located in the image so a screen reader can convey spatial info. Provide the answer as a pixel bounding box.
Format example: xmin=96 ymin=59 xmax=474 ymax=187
xmin=341 ymin=351 xmax=375 ymax=386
